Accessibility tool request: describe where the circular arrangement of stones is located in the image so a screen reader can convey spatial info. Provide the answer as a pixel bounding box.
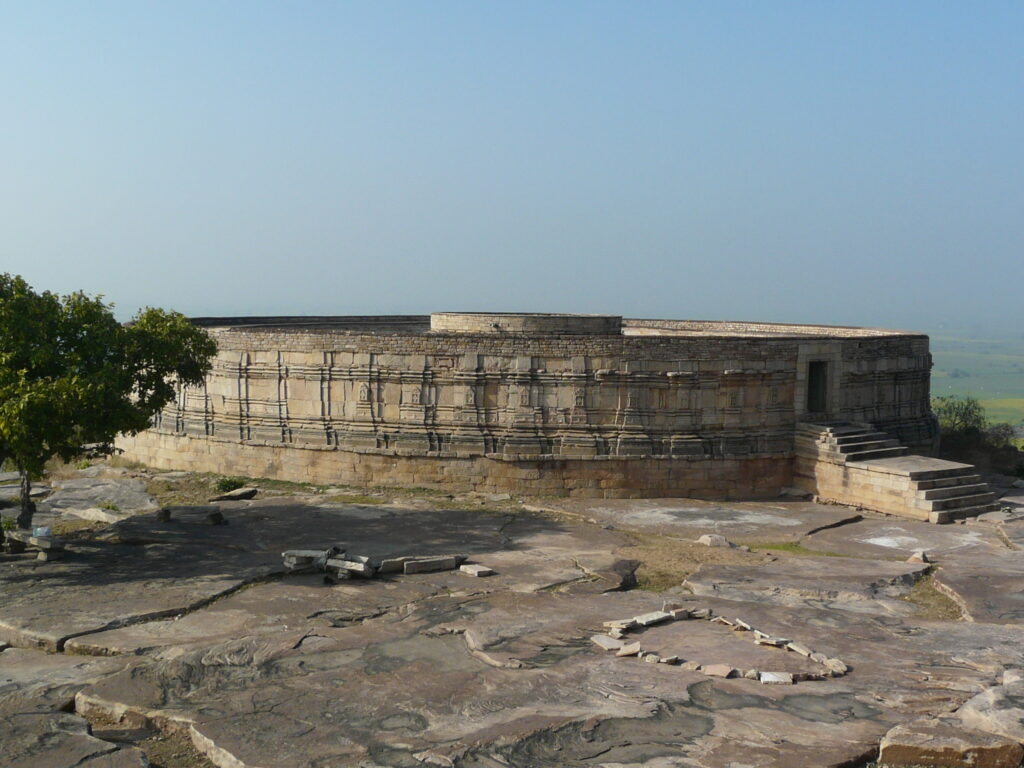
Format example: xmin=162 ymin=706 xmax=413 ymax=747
xmin=591 ymin=605 xmax=849 ymax=685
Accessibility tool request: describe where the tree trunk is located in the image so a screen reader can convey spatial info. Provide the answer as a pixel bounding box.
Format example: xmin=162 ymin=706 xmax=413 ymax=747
xmin=16 ymin=470 xmax=35 ymax=530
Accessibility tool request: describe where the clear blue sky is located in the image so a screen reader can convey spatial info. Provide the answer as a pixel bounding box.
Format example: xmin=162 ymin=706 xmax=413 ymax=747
xmin=2 ymin=2 xmax=1021 ymax=330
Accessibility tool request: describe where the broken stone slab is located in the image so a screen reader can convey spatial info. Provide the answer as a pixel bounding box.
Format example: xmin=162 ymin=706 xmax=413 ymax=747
xmin=1004 ymin=669 xmax=1024 ymax=686
xmin=64 ymin=506 xmax=132 ymax=524
xmin=326 ymin=558 xmax=375 ymax=577
xmin=608 ymin=628 xmax=626 ymax=639
xmin=615 ymin=642 xmax=642 ymax=657
xmin=376 ymin=556 xmax=411 ymax=574
xmin=669 ymin=608 xmax=690 ymax=620
xmin=703 ymin=664 xmax=736 ymax=678
xmin=760 ymin=671 xmax=794 ymax=685
xmin=696 ymin=533 xmax=733 ymax=548
xmin=642 ymin=653 xmax=661 ymax=663
xmin=633 ymin=610 xmax=672 ymax=626
xmin=5 ymin=531 xmax=65 ymax=551
xmin=755 ymin=637 xmax=788 ymax=647
xmin=209 ymin=487 xmax=258 ymax=502
xmin=824 ymin=658 xmax=849 ymax=676
xmin=810 ymin=652 xmax=829 ymax=664
xmin=680 ymin=660 xmax=701 ymax=671
xmin=733 ymin=619 xmax=752 ymax=631
xmin=710 ymin=616 xmax=734 ymax=626
xmin=958 ymin=682 xmax=1024 ymax=742
xmin=403 ymin=555 xmax=465 ymax=574
xmin=907 ymin=550 xmax=931 ymax=564
xmin=787 ymin=642 xmax=813 ymax=657
xmin=591 ymin=635 xmax=624 ymax=651
xmin=743 ymin=668 xmax=759 ymax=680
xmin=659 ymin=655 xmax=679 ymax=664
xmin=460 ymin=564 xmax=495 ymax=577
xmin=283 ymin=549 xmax=332 ymax=559
xmin=603 ymin=619 xmax=638 ymax=630
xmin=879 ymin=719 xmax=1024 ymax=768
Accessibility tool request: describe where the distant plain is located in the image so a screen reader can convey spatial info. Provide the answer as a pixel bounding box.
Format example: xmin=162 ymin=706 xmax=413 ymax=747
xmin=930 ymin=333 xmax=1024 ymax=426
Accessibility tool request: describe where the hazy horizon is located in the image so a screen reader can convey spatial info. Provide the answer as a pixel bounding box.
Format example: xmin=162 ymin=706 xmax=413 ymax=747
xmin=3 ymin=2 xmax=1021 ymax=332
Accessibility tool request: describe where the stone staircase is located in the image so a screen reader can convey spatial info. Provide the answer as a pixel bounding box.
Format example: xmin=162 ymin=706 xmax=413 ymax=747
xmin=795 ymin=422 xmax=1000 ymax=524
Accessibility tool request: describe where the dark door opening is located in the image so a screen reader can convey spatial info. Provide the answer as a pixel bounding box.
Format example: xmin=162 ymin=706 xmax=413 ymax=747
xmin=807 ymin=361 xmax=828 ymax=413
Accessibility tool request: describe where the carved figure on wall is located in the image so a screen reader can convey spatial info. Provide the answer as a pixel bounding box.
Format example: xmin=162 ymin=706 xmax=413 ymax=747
xmin=410 ymin=387 xmax=421 ymax=405
xmin=358 ymin=384 xmax=371 ymax=403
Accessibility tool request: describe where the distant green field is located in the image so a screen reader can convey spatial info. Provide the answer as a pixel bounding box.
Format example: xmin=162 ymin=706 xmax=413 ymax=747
xmin=930 ymin=334 xmax=1024 ymax=426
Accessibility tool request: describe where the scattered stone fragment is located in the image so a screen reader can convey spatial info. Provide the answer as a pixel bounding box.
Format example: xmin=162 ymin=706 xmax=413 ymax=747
xmin=824 ymin=658 xmax=848 ymax=676
xmin=879 ymin=719 xmax=1024 ymax=768
xmin=681 ymin=660 xmax=702 ymax=671
xmin=376 ymin=556 xmax=410 ymax=573
xmin=755 ymin=637 xmax=787 ymax=647
xmin=696 ymin=534 xmax=733 ymax=548
xmin=711 ymin=616 xmax=734 ymax=626
xmin=615 ymin=642 xmax=642 ymax=657
xmin=634 ymin=610 xmax=672 ymax=626
xmin=958 ymin=682 xmax=1024 ymax=742
xmin=643 ymin=653 xmax=661 ymax=663
xmin=733 ymin=619 xmax=752 ymax=631
xmin=907 ymin=550 xmax=931 ymax=564
xmin=460 ymin=563 xmax=495 ymax=577
xmin=326 ymin=558 xmax=375 ymax=577
xmin=753 ymin=630 xmax=770 ymax=640
xmin=209 ymin=486 xmax=258 ymax=501
xmin=743 ymin=669 xmax=759 ymax=680
xmin=810 ymin=652 xmax=829 ymax=664
xmin=283 ymin=549 xmax=332 ymax=559
xmin=690 ymin=608 xmax=712 ymax=619
xmin=603 ymin=619 xmax=637 ymax=630
xmin=609 ymin=628 xmax=626 ymax=640
xmin=404 ymin=555 xmax=464 ymax=574
xmin=760 ymin=671 xmax=794 ymax=685
xmin=793 ymin=672 xmax=826 ymax=682
xmin=787 ymin=642 xmax=813 ymax=657
xmin=414 ymin=749 xmax=456 ymax=767
xmin=1004 ymin=669 xmax=1024 ymax=686
xmin=659 ymin=655 xmax=679 ymax=665
xmin=703 ymin=664 xmax=736 ymax=678
xmin=591 ymin=635 xmax=624 ymax=651
xmin=669 ymin=608 xmax=690 ymax=620
xmin=206 ymin=510 xmax=227 ymax=525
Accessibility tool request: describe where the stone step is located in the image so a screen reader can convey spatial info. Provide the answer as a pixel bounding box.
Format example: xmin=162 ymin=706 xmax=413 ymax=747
xmin=832 ymin=439 xmax=903 ymax=453
xmin=917 ymin=483 xmax=991 ymax=501
xmin=829 ymin=432 xmax=892 ymax=445
xmin=919 ymin=492 xmax=999 ymax=512
xmin=907 ymin=466 xmax=979 ymax=481
xmin=929 ymin=502 xmax=1001 ymax=524
xmin=843 ymin=447 xmax=909 ymax=462
xmin=915 ymin=473 xmax=983 ymax=490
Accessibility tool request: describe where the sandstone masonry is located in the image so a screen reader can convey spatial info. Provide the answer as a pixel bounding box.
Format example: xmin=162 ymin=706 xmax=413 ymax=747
xmin=116 ymin=312 xmax=937 ymax=499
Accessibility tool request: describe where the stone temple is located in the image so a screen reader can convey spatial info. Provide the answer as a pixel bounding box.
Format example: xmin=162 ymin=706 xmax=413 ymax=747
xmin=117 ymin=312 xmax=999 ymax=522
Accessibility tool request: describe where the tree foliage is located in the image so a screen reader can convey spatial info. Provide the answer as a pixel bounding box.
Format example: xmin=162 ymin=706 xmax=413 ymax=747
xmin=0 ymin=274 xmax=217 ymax=531
xmin=932 ymin=395 xmax=988 ymax=433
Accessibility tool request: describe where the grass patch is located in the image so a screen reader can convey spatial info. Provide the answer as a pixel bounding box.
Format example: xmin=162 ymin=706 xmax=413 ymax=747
xmin=97 ymin=500 xmax=120 ymax=512
xmin=749 ymin=541 xmax=849 ymax=557
xmin=322 ymin=494 xmax=387 ymax=505
xmin=900 ymin=573 xmax=964 ymax=621
xmin=616 ymin=531 xmax=770 ymax=592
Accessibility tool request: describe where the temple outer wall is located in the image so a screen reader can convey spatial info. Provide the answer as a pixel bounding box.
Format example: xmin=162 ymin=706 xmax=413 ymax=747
xmin=114 ymin=314 xmax=936 ymax=499
xmin=117 ymin=429 xmax=792 ymax=499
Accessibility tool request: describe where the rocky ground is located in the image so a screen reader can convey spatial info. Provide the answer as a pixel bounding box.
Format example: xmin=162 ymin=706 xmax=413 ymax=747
xmin=3 ymin=463 xmax=1024 ymax=767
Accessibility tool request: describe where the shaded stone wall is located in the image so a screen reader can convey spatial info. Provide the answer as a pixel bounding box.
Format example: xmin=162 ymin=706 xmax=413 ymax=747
xmin=116 ymin=316 xmax=936 ymax=497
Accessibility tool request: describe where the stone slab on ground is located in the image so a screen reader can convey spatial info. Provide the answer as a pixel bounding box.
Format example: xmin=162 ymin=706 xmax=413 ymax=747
xmin=41 ymin=477 xmax=157 ymax=515
xmin=2 ymin=711 xmax=150 ymax=768
xmin=541 ymin=497 xmax=862 ymax=543
xmin=684 ymin=556 xmax=929 ymax=615
xmin=932 ymin=554 xmax=1024 ymax=624
xmin=70 ymin=588 xmax=1024 ymax=768
xmin=878 ymin=719 xmax=1024 ymax=768
xmin=958 ymin=681 xmax=1024 ymax=742
xmin=804 ymin=517 xmax=1003 ymax=560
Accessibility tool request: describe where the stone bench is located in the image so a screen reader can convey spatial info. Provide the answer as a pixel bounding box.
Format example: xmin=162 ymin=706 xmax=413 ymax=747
xmin=5 ymin=530 xmax=66 ymax=560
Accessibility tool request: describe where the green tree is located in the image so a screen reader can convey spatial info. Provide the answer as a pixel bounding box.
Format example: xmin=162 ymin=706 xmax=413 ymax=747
xmin=0 ymin=274 xmax=217 ymax=537
xmin=932 ymin=395 xmax=988 ymax=433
